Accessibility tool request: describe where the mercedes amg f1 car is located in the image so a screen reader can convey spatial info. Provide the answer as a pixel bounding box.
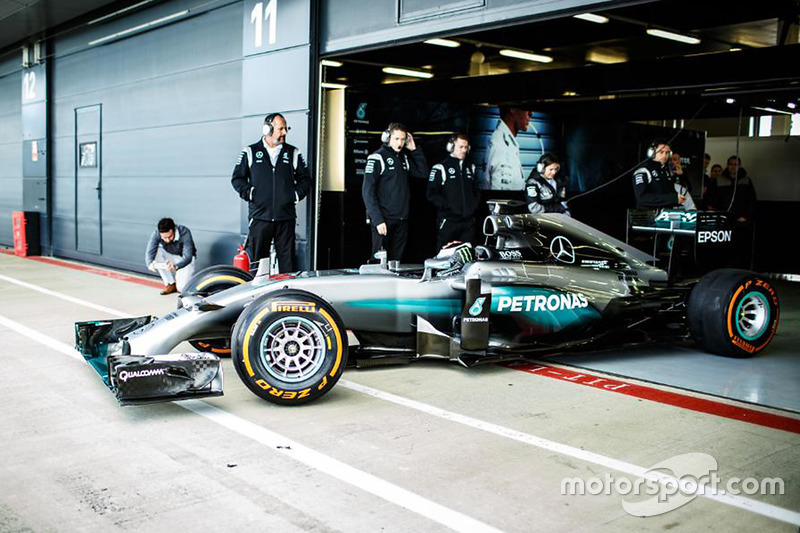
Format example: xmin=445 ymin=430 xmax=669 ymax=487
xmin=75 ymin=202 xmax=780 ymax=406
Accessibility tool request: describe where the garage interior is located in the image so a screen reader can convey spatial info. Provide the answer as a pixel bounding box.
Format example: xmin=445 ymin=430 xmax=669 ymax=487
xmin=317 ymin=0 xmax=800 ymax=271
xmin=1 ymin=0 xmax=799 ymax=531
xmin=314 ymin=0 xmax=800 ymax=414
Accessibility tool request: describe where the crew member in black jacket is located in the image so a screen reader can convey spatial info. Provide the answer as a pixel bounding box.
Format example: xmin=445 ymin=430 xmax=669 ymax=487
xmin=232 ymin=113 xmax=310 ymax=273
xmin=525 ymin=153 xmax=570 ymax=216
xmin=427 ymin=133 xmax=480 ymax=249
xmin=362 ymin=122 xmax=428 ymax=261
xmin=633 ymin=139 xmax=688 ymax=210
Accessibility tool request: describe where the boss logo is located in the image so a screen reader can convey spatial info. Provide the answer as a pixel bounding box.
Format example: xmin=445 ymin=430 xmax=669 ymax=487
xmin=698 ymin=230 xmax=732 ymax=243
xmin=499 ymin=250 xmax=522 ymax=260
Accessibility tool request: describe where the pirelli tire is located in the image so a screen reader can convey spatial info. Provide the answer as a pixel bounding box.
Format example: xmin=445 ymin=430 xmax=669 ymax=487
xmin=181 ymin=265 xmax=254 ymax=356
xmin=688 ymin=269 xmax=779 ymax=358
xmin=231 ymin=289 xmax=348 ymax=405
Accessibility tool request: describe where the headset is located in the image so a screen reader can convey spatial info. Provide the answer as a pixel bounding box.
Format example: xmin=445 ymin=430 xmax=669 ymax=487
xmin=381 ymin=122 xmax=408 ymax=147
xmin=536 ymin=153 xmax=559 ymax=175
xmin=446 ymin=133 xmax=470 ymax=155
xmin=646 ymin=138 xmax=669 ymax=159
xmin=262 ymin=113 xmax=284 ymax=137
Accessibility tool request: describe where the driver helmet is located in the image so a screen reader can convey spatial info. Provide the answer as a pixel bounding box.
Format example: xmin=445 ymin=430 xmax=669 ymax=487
xmin=436 ymin=241 xmax=475 ymax=268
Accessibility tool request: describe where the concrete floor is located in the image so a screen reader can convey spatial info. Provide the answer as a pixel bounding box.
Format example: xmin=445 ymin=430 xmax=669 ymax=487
xmin=1 ymin=252 xmax=798 ymax=532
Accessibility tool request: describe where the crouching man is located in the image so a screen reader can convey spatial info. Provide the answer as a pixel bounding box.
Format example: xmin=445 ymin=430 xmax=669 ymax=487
xmin=145 ymin=217 xmax=196 ymax=295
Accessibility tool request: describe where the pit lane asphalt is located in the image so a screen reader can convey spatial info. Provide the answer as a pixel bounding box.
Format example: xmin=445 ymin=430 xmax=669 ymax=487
xmin=1 ymin=252 xmax=798 ymax=532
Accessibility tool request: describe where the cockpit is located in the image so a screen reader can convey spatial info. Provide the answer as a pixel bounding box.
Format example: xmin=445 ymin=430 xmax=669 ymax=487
xmin=357 ymin=199 xmax=662 ymax=282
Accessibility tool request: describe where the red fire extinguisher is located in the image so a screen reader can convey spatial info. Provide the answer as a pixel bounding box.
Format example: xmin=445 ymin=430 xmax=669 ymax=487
xmin=233 ymin=237 xmax=250 ymax=272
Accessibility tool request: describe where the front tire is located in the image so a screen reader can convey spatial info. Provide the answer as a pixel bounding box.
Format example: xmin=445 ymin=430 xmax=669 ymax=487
xmin=688 ymin=269 xmax=779 ymax=357
xmin=181 ymin=265 xmax=254 ymax=355
xmin=232 ymin=289 xmax=348 ymax=405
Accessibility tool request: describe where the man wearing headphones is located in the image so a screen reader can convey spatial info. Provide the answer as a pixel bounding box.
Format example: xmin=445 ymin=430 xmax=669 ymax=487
xmin=633 ymin=139 xmax=690 ymax=210
xmin=427 ymin=133 xmax=480 ymax=249
xmin=525 ymin=153 xmax=570 ymax=216
xmin=231 ymin=113 xmax=311 ymax=272
xmin=362 ymin=122 xmax=428 ymax=261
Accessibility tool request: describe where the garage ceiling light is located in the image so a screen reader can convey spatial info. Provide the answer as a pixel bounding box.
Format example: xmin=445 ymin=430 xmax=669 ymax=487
xmin=88 ymin=0 xmax=155 ymax=25
xmin=321 ymin=59 xmax=343 ymax=67
xmin=586 ymin=48 xmax=627 ymax=64
xmin=382 ymin=67 xmax=434 ymax=79
xmin=752 ymin=106 xmax=793 ymax=116
xmin=573 ymin=13 xmax=609 ymax=24
xmin=321 ymin=82 xmax=348 ymax=89
xmin=499 ymin=49 xmax=553 ymax=63
xmin=646 ymin=28 xmax=700 ymax=45
xmin=88 ymin=10 xmax=189 ymax=45
xmin=424 ymin=38 xmax=460 ymax=48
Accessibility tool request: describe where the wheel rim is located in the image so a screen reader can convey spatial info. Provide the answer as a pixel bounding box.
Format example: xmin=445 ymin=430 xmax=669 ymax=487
xmin=259 ymin=316 xmax=326 ymax=383
xmin=735 ymin=292 xmax=770 ymax=341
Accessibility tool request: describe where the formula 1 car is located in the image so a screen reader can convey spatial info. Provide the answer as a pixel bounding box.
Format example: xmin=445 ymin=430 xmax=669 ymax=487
xmin=75 ymin=201 xmax=780 ymax=406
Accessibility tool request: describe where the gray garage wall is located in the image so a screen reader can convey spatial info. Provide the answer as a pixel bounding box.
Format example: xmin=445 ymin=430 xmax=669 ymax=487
xmin=0 ymin=55 xmax=22 ymax=247
xmin=50 ymin=0 xmax=244 ymax=272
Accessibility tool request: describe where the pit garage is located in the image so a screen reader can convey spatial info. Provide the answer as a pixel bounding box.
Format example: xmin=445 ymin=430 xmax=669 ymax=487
xmin=1 ymin=0 xmax=799 ymax=531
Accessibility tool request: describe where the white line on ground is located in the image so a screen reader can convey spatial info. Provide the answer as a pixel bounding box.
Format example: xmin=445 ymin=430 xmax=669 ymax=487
xmin=3 ymin=271 xmax=799 ymax=527
xmin=0 ymin=273 xmax=129 ymax=317
xmin=338 ymin=380 xmax=800 ymax=526
xmin=179 ymin=400 xmax=503 ymax=533
xmin=0 ymin=311 xmax=501 ymax=533
xmin=0 ymin=314 xmax=84 ymax=361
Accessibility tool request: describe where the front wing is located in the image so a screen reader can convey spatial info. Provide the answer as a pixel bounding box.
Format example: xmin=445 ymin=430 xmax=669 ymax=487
xmin=75 ymin=317 xmax=223 ymax=405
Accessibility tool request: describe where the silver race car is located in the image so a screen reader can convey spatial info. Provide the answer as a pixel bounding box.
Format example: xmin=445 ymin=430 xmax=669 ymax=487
xmin=75 ymin=202 xmax=780 ymax=406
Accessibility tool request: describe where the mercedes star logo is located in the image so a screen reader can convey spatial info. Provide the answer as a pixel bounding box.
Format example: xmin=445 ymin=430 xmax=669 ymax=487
xmin=550 ymin=236 xmax=575 ymax=264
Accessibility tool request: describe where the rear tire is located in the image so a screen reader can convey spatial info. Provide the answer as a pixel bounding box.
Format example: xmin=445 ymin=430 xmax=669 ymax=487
xmin=232 ymin=289 xmax=348 ymax=405
xmin=688 ymin=269 xmax=779 ymax=357
xmin=181 ymin=265 xmax=254 ymax=356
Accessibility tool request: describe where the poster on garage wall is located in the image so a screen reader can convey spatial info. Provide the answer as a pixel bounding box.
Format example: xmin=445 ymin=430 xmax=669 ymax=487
xmin=342 ymin=93 xmax=558 ymax=263
xmin=341 ymin=91 xmax=704 ymax=259
xmin=344 ymin=93 xmax=557 ymax=191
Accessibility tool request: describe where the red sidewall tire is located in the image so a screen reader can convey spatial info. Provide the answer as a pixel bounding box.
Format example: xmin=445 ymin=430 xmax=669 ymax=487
xmin=689 ymin=269 xmax=779 ymax=357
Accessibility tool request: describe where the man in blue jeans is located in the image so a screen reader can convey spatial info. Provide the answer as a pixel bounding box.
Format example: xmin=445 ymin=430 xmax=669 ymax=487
xmin=145 ymin=217 xmax=196 ymax=295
